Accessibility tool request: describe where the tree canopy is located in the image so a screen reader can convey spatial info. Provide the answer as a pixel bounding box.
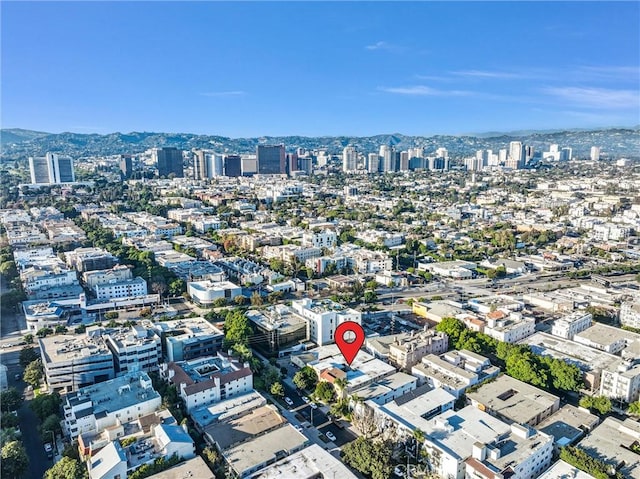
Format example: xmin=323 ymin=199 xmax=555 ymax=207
xmin=43 ymin=456 xmax=88 ymax=479
xmin=1 ymin=440 xmax=29 ymax=478
xmin=341 ymin=437 xmax=393 ymax=479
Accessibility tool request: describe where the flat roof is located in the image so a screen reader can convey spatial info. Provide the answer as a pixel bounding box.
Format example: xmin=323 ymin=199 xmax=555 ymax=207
xmin=40 ymin=334 xmax=112 ymax=364
xmin=223 ymin=425 xmax=308 ymax=476
xmin=190 ymin=391 xmax=266 ymax=429
xmin=146 ymin=457 xmax=214 ymax=479
xmin=205 ymin=405 xmax=285 ymax=450
xmin=537 ymin=460 xmax=596 ymax=479
xmin=578 ymin=417 xmax=640 ymax=478
xmin=248 ymin=444 xmax=358 ymax=479
xmin=466 ymin=375 xmax=559 ymax=425
xmin=519 ymin=332 xmax=618 ymax=372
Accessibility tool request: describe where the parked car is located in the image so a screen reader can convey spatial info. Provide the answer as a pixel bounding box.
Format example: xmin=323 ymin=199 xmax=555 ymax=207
xmin=325 ymin=431 xmax=336 ymax=442
xmin=284 ymin=397 xmax=294 ymax=406
xmin=309 ymin=402 xmax=317 ymax=409
xmin=301 ymin=396 xmax=310 ymax=403
xmin=44 ymin=443 xmax=53 ymax=459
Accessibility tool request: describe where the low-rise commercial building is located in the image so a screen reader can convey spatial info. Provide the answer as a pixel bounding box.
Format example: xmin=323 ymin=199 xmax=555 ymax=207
xmin=577 ymin=417 xmax=640 ymax=479
xmin=467 ymin=374 xmax=560 ymax=426
xmin=95 ymin=276 xmax=148 ymax=300
xmin=245 ymin=305 xmax=309 ymax=355
xmin=187 ymin=280 xmax=243 ymax=306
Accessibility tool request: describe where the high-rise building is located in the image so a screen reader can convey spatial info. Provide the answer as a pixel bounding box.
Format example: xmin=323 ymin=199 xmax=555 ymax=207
xmin=224 ymin=155 xmax=242 ymax=177
xmin=507 ymin=141 xmax=525 ymax=169
xmin=498 ymin=149 xmax=508 ymax=165
xmin=368 ymin=153 xmax=380 ymax=173
xmin=257 ymin=145 xmax=286 ymax=175
xmin=298 ymin=157 xmax=313 ymax=175
xmin=154 ymin=147 xmax=184 ymax=178
xmin=119 ymin=155 xmax=133 ymax=179
xmin=560 ymin=147 xmax=572 ymax=161
xmin=193 ymin=150 xmax=207 ymax=180
xmin=287 ymin=153 xmax=298 ymax=175
xmin=29 ymin=153 xmax=75 ymax=184
xmin=342 ymin=146 xmax=357 ymax=173
xmin=399 ymin=151 xmax=410 ymax=172
xmin=590 ymin=146 xmax=601 ymax=161
xmin=380 ymin=145 xmax=395 ymax=173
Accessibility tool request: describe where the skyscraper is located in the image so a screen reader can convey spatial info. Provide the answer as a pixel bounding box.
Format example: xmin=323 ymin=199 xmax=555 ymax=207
xmin=590 ymin=146 xmax=600 ymax=161
xmin=257 ymin=145 xmax=286 ymax=175
xmin=287 ymin=153 xmax=298 ymax=175
xmin=560 ymin=147 xmax=572 ymax=162
xmin=380 ymin=145 xmax=395 ymax=173
xmin=29 ymin=153 xmax=75 ymax=184
xmin=224 ymin=155 xmax=242 ymax=177
xmin=342 ymin=146 xmax=357 ymax=173
xmin=154 ymin=147 xmax=184 ymax=178
xmin=368 ymin=153 xmax=380 ymax=173
xmin=193 ymin=150 xmax=207 ymax=180
xmin=119 ymin=155 xmax=134 ymax=179
xmin=399 ymin=151 xmax=409 ymax=172
xmin=507 ymin=141 xmax=525 ymax=169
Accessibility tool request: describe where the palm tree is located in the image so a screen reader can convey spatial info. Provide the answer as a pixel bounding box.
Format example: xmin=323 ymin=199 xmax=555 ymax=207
xmin=334 ymin=377 xmax=348 ymax=400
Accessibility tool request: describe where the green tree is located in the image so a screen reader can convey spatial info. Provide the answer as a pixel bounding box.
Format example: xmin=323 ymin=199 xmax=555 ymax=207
xmin=223 ymin=310 xmax=253 ymax=349
xmin=22 ymin=333 xmax=34 ymax=345
xmin=363 ymin=290 xmax=377 ymax=303
xmin=580 ymin=395 xmax=612 ymax=415
xmin=23 ymin=359 xmax=43 ymax=388
xmin=314 ymin=381 xmax=335 ymax=403
xmin=19 ymin=346 xmax=39 ymax=367
xmin=270 ymin=382 xmax=284 ymax=397
xmin=560 ymin=446 xmax=624 ymax=479
xmin=547 ymin=358 xmax=582 ymax=392
xmin=0 ymin=412 xmax=19 ymax=429
xmin=42 ymin=413 xmax=63 ymax=435
xmin=250 ymin=291 xmax=263 ymax=307
xmin=30 ymin=392 xmax=62 ymax=422
xmin=1 ymin=440 xmax=29 ymax=478
xmin=341 ymin=437 xmax=393 ymax=479
xmin=43 ymin=455 xmax=89 ymax=479
xmin=435 ymin=317 xmax=466 ymax=348
xmin=628 ymin=401 xmax=640 ymax=416
xmin=293 ymin=366 xmax=318 ymax=391
xmin=0 ymin=388 xmax=23 ymax=412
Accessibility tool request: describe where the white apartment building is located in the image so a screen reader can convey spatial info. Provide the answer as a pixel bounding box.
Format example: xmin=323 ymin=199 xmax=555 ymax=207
xmin=95 ymin=277 xmax=148 ymax=300
xmin=161 ymin=353 xmax=253 ymax=412
xmin=63 ymin=373 xmax=161 ymax=440
xmin=483 ymin=312 xmax=536 ymax=343
xmin=291 ymin=298 xmax=361 ymax=346
xmin=600 ymin=359 xmax=640 ymax=403
xmin=302 ymin=229 xmax=337 ymax=250
xmin=551 ymin=311 xmax=592 ymax=340
xmin=83 ymin=265 xmax=133 ymax=289
xmin=262 ymin=244 xmax=322 ymax=264
xmin=355 ymin=229 xmax=404 ymax=248
xmin=621 ymin=301 xmax=640 ymax=329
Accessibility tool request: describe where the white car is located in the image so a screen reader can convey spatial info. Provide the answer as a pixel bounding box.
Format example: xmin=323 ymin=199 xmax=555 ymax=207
xmin=301 ymin=396 xmax=310 ymax=403
xmin=325 ymin=431 xmax=336 ymax=442
xmin=293 ymin=425 xmax=303 ymax=432
xmin=284 ymin=397 xmax=294 ymax=406
xmin=309 ymin=402 xmax=317 ymax=409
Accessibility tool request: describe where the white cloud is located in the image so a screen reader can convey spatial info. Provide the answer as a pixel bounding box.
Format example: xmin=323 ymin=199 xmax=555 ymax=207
xmin=379 ymin=85 xmax=472 ymax=96
xmin=200 ymin=91 xmax=246 ymax=97
xmin=365 ymin=41 xmax=389 ymax=51
xmin=450 ymin=70 xmax=523 ymax=79
xmin=543 ymin=86 xmax=639 ymax=109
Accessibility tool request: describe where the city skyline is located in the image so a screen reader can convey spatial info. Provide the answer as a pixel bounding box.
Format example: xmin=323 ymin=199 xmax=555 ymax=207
xmin=2 ymin=2 xmax=639 ymax=137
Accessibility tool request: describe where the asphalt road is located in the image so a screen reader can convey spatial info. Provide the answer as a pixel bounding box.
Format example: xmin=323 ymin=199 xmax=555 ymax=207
xmin=2 ymin=350 xmax=51 ymax=479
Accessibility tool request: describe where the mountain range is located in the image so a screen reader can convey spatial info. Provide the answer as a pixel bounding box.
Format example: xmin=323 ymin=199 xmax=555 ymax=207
xmin=1 ymin=127 xmax=638 ymax=160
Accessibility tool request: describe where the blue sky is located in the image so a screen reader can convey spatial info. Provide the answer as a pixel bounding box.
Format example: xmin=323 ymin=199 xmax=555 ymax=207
xmin=2 ymin=1 xmax=639 ymax=137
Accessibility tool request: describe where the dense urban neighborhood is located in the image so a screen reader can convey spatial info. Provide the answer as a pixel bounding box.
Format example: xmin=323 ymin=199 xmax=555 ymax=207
xmin=1 ymin=133 xmax=640 ymax=479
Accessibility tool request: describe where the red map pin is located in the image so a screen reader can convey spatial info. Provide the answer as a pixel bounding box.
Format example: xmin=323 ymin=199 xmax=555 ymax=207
xmin=335 ymin=321 xmax=365 ymax=366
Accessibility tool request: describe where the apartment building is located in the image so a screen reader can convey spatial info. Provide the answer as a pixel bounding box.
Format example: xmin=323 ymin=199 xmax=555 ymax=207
xmin=161 ymin=353 xmax=253 ymax=412
xmin=551 ymin=311 xmax=592 ymax=339
xmin=153 ymin=317 xmax=224 ymax=362
xmin=95 ymin=277 xmax=148 ymax=300
xmin=63 ymin=372 xmax=162 ymax=439
xmin=291 ymin=298 xmax=361 ymax=346
xmin=387 ymin=328 xmax=449 ymax=370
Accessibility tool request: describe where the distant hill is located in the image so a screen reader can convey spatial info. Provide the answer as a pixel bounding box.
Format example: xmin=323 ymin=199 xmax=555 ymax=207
xmin=0 ymin=128 xmax=51 ymax=145
xmin=1 ymin=127 xmax=638 ymax=160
